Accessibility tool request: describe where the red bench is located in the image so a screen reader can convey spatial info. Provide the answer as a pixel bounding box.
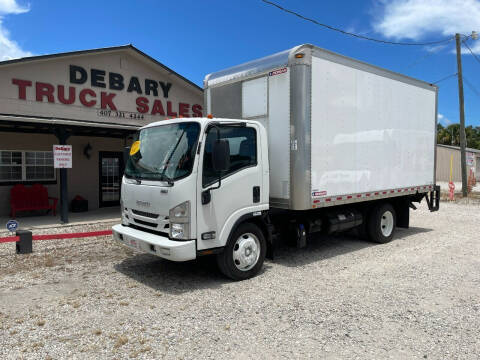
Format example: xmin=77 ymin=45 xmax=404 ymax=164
xmin=10 ymin=184 xmax=58 ymax=217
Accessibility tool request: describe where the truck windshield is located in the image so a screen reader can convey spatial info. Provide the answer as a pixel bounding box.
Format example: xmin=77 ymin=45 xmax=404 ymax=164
xmin=125 ymin=122 xmax=200 ymax=182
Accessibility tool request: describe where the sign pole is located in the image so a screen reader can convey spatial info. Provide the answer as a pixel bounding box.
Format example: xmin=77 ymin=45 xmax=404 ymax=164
xmin=450 ymin=154 xmax=453 ymax=183
xmin=54 ymin=129 xmax=71 ymax=224
xmin=449 ymin=154 xmax=455 ymax=201
xmin=455 ymin=33 xmax=468 ymax=198
xmin=60 ymin=169 xmax=68 ymax=223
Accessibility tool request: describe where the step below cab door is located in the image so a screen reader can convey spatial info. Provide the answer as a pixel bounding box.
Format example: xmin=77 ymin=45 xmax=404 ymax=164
xmin=196 ymin=123 xmax=266 ymax=250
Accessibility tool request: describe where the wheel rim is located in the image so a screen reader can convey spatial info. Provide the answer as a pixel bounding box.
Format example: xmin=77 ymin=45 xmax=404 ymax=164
xmin=380 ymin=210 xmax=394 ymax=237
xmin=232 ymin=232 xmax=260 ymax=272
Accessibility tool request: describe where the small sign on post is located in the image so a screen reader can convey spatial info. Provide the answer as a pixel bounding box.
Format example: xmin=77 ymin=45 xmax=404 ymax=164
xmin=53 ymin=145 xmax=72 ymax=168
xmin=6 ymin=220 xmax=19 ymax=233
xmin=467 ymin=152 xmax=474 ymax=166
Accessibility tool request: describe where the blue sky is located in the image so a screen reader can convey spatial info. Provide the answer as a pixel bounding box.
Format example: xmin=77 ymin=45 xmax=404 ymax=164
xmin=0 ymin=0 xmax=479 ymax=126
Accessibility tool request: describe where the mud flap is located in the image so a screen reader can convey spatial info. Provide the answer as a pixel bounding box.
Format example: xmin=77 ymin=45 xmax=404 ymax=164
xmin=426 ymin=185 xmax=440 ymax=212
xmin=296 ymin=223 xmax=307 ymax=249
xmin=266 ymin=223 xmax=278 ymax=260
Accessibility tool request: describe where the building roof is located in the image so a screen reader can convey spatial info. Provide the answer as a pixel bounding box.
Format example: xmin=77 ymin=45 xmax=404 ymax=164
xmin=437 ymin=143 xmax=480 ymax=154
xmin=0 ymin=44 xmax=202 ymax=92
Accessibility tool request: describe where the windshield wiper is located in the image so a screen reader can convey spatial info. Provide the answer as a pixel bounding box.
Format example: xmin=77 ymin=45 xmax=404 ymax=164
xmin=160 ymin=173 xmax=174 ymax=186
xmin=129 ymin=173 xmax=142 ymax=181
xmin=159 ymin=129 xmax=186 ymax=185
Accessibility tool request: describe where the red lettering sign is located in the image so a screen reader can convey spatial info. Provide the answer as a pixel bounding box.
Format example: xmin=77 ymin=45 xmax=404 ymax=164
xmin=79 ymin=89 xmax=96 ymax=107
xmin=101 ymin=91 xmax=117 ymax=110
xmin=36 ymin=82 xmax=54 ymax=103
xmin=12 ymin=79 xmax=32 ymax=99
xmin=11 ymin=76 xmax=202 ymax=119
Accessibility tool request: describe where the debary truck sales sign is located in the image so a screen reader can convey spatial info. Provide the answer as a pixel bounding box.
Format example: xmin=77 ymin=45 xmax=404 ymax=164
xmin=0 ymin=48 xmax=204 ymax=127
xmin=12 ymin=65 xmax=203 ymax=118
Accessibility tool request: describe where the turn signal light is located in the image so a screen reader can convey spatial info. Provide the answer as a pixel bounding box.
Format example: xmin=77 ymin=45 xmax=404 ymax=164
xmin=201 ymin=231 xmax=216 ymax=240
xmin=295 ymin=53 xmax=305 ymax=58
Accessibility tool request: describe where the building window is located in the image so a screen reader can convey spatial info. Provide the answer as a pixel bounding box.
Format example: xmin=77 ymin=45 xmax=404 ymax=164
xmin=25 ymin=151 xmax=55 ymax=181
xmin=0 ymin=150 xmax=55 ymax=183
xmin=0 ymin=151 xmax=22 ymax=181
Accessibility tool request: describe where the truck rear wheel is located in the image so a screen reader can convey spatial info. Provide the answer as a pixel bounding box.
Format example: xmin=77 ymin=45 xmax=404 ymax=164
xmin=216 ymin=222 xmax=266 ymax=281
xmin=367 ymin=203 xmax=396 ymax=243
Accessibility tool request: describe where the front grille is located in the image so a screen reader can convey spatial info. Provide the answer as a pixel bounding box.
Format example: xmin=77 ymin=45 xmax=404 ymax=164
xmin=129 ymin=223 xmax=169 ymax=238
xmin=134 ymin=218 xmax=158 ymax=228
xmin=132 ymin=209 xmax=159 ymax=219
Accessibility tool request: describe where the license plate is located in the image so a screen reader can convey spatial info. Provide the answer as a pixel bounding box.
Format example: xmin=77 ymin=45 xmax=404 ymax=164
xmin=128 ymin=237 xmax=139 ymax=249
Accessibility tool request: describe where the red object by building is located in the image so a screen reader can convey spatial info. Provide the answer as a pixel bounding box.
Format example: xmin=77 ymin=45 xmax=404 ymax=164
xmin=448 ymin=181 xmax=455 ymax=201
xmin=10 ymin=184 xmax=58 ymax=217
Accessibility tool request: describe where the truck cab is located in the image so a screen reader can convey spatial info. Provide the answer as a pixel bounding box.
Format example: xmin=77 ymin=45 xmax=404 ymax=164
xmin=112 ymin=117 xmax=270 ymax=280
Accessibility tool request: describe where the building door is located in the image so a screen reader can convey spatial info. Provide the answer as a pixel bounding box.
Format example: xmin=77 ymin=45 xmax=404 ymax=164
xmin=99 ymin=151 xmax=123 ymax=207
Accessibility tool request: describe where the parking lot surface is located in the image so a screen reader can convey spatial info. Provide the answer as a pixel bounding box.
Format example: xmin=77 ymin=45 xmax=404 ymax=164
xmin=1 ymin=201 xmax=479 ymax=359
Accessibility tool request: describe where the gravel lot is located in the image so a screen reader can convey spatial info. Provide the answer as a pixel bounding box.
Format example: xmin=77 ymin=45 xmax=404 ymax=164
xmin=1 ymin=200 xmax=479 ymax=359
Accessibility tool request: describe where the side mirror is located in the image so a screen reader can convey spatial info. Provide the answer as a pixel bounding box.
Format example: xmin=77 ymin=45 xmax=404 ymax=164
xmin=123 ymin=147 xmax=131 ymax=164
xmin=212 ymin=139 xmax=230 ymax=172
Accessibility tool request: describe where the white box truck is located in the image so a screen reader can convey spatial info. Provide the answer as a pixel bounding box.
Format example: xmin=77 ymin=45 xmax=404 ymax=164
xmin=112 ymin=44 xmax=440 ymax=280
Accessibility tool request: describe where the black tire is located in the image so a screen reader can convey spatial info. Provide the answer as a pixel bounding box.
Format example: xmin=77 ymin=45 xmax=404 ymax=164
xmin=367 ymin=203 xmax=396 ymax=244
xmin=216 ymin=222 xmax=266 ymax=281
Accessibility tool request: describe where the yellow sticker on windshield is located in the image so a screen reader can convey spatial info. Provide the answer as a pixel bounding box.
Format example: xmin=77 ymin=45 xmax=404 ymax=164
xmin=130 ymin=141 xmax=141 ymax=155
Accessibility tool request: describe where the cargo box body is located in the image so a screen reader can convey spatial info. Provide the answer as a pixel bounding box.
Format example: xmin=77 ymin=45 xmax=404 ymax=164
xmin=204 ymin=44 xmax=437 ymax=211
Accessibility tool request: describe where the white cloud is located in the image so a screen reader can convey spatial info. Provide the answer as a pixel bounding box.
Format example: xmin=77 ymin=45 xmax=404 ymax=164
xmin=0 ymin=0 xmax=32 ymax=61
xmin=0 ymin=0 xmax=29 ymax=14
xmin=373 ymin=0 xmax=480 ymax=41
xmin=455 ymin=40 xmax=480 ymax=55
xmin=424 ymin=44 xmax=448 ymax=53
xmin=438 ymin=113 xmax=452 ymax=125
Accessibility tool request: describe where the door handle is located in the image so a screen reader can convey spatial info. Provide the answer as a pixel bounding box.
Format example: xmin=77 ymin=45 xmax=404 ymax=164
xmin=253 ymin=186 xmax=260 ymax=203
xmin=202 ymin=190 xmax=211 ymax=205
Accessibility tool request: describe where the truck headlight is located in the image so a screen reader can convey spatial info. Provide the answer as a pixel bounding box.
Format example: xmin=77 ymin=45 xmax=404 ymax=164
xmin=171 ymin=223 xmax=189 ymax=239
xmin=169 ymin=201 xmax=190 ymax=240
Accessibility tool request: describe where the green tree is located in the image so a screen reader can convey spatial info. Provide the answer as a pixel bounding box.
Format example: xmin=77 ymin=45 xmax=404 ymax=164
xmin=466 ymin=126 xmax=480 ymax=149
xmin=437 ymin=124 xmax=451 ymax=145
xmin=437 ymin=123 xmax=480 ymax=150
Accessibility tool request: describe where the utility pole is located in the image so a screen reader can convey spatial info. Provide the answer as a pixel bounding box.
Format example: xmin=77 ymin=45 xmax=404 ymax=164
xmin=455 ymin=33 xmax=468 ymax=198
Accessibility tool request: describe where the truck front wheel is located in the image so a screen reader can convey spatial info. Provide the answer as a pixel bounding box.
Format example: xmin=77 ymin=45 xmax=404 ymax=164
xmin=367 ymin=203 xmax=396 ymax=243
xmin=216 ymin=222 xmax=266 ymax=281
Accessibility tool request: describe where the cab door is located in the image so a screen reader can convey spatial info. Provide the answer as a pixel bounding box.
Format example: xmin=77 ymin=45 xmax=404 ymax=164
xmin=196 ymin=123 xmax=265 ymax=250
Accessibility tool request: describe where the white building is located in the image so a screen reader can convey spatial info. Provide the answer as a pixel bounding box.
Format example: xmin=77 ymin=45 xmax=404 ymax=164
xmin=0 ymin=45 xmax=203 ymax=221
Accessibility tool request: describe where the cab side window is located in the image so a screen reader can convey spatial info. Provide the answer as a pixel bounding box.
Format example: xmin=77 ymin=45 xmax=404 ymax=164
xmin=203 ymin=126 xmax=257 ymax=187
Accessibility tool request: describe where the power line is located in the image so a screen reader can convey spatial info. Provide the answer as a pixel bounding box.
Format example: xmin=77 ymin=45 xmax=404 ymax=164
xmin=260 ymin=0 xmax=455 ymax=46
xmin=462 ymin=40 xmax=480 ymax=66
xmin=405 ymin=51 xmax=437 ymax=69
xmin=406 ymin=35 xmax=474 ymax=70
xmin=431 ymin=73 xmax=457 ymax=84
xmin=463 ymin=75 xmax=480 ymax=97
xmin=405 ymin=36 xmax=474 ymax=71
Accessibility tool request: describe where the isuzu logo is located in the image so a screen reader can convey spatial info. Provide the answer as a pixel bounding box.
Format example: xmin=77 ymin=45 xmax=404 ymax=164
xmin=136 ymin=200 xmax=151 ymax=207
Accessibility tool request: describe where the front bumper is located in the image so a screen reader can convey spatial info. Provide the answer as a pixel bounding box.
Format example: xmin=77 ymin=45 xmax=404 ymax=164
xmin=112 ymin=224 xmax=196 ymax=261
